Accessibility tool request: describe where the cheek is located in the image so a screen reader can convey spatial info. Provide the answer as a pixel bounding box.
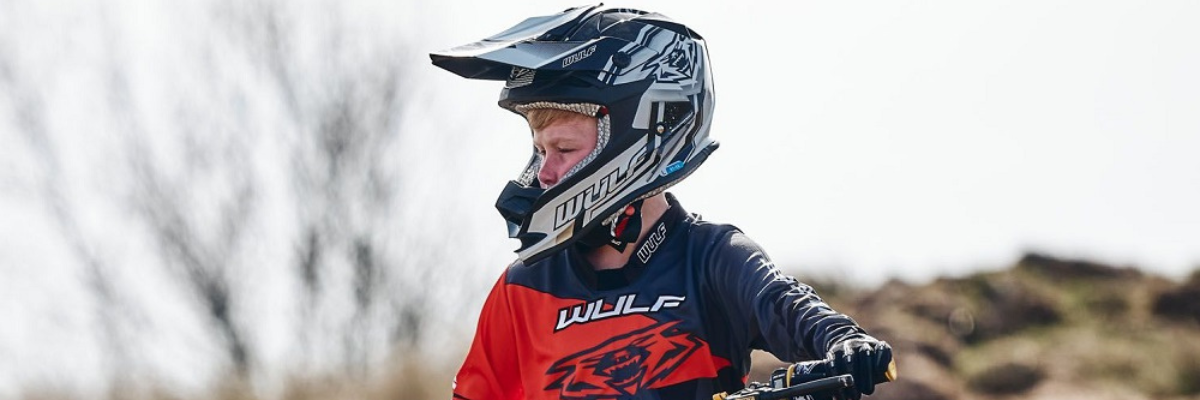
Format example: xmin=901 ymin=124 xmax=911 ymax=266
xmin=573 ymin=139 xmax=598 ymax=166
xmin=567 ymin=150 xmax=592 ymax=169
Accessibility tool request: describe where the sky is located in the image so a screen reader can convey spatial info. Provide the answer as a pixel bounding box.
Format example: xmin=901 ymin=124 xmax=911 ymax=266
xmin=426 ymin=0 xmax=1200 ymax=286
xmin=1 ymin=0 xmax=1198 ymax=396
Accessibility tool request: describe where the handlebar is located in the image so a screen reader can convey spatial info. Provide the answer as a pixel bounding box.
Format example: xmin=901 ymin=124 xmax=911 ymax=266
xmin=712 ymin=358 xmax=898 ymax=400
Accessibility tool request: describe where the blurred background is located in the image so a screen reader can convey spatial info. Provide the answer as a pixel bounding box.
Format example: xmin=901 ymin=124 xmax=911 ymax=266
xmin=1 ymin=0 xmax=1197 ymax=399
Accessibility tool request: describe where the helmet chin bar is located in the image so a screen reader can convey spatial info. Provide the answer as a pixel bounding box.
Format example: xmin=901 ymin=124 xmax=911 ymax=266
xmin=495 ymin=181 xmax=544 ymax=238
xmin=506 ymin=133 xmax=662 ymax=264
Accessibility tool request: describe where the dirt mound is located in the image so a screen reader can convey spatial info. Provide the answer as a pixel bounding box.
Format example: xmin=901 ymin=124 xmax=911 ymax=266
xmin=1152 ymin=271 xmax=1200 ymax=325
xmin=1016 ymin=252 xmax=1142 ymax=281
xmin=779 ymin=252 xmax=1200 ymax=400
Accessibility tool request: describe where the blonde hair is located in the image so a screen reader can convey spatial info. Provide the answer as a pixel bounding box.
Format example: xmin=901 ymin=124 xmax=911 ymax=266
xmin=524 ymin=108 xmax=592 ymax=131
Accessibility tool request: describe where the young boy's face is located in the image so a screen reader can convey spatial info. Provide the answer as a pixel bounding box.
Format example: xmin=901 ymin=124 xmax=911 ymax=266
xmin=531 ymin=115 xmax=598 ymax=189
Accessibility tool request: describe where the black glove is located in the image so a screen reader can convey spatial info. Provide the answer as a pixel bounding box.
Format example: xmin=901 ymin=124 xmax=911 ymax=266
xmin=827 ymin=335 xmax=893 ymax=400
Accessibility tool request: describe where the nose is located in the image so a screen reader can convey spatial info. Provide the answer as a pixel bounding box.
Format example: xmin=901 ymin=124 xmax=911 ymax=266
xmin=538 ymin=159 xmax=560 ymax=189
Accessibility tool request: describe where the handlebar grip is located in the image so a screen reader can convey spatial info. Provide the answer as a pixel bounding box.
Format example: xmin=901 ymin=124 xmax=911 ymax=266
xmin=712 ymin=375 xmax=854 ymax=400
xmin=714 ymin=357 xmax=899 ymax=400
xmin=759 ymin=375 xmax=854 ymax=400
xmin=776 ymin=356 xmax=898 ymax=388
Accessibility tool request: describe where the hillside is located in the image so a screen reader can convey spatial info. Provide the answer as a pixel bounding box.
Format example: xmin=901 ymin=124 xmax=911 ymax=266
xmin=757 ymin=253 xmax=1200 ymax=400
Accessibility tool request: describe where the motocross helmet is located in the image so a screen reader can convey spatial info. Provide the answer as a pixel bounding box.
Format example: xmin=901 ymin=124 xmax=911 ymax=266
xmin=431 ymin=4 xmax=718 ymax=264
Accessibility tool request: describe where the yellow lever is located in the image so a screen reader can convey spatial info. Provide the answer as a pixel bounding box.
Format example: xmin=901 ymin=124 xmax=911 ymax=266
xmin=884 ymin=358 xmax=899 ymax=382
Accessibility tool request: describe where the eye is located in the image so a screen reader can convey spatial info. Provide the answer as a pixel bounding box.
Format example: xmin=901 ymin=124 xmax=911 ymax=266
xmin=556 ymin=147 xmax=577 ymax=153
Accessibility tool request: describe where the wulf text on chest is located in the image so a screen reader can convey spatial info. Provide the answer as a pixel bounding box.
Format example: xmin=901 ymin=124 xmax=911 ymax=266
xmin=556 ymin=294 xmax=686 ymax=331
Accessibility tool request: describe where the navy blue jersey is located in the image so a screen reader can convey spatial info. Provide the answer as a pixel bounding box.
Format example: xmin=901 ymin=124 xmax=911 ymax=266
xmin=453 ymin=194 xmax=868 ymax=400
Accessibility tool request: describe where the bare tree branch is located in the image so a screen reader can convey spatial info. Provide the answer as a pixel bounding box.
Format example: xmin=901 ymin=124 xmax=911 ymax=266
xmin=0 ymin=32 xmax=134 ymax=390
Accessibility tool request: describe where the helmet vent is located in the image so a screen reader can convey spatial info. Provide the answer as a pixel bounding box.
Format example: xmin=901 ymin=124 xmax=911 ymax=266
xmin=506 ymin=67 xmax=536 ymax=89
xmin=661 ymin=101 xmax=692 ymax=129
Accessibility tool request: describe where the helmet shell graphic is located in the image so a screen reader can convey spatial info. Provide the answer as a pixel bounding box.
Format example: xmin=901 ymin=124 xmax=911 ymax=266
xmin=431 ymin=4 xmax=718 ymax=264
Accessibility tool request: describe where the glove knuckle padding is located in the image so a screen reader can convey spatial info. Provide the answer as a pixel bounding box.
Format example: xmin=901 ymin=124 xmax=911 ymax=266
xmin=825 ymin=336 xmax=894 ymax=399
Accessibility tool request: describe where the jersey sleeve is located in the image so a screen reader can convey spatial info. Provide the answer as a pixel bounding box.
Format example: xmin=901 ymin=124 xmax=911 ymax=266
xmin=452 ymin=270 xmax=524 ymax=400
xmin=705 ymin=230 xmax=868 ymax=362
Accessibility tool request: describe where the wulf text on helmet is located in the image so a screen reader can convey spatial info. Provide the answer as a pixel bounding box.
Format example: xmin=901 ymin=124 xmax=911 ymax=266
xmin=552 ymin=145 xmax=649 ymax=229
xmin=562 ymin=45 xmax=598 ymax=68
xmin=556 ymin=294 xmax=686 ymax=331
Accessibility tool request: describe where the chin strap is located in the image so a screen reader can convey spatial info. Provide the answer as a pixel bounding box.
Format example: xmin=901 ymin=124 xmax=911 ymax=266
xmin=575 ymin=199 xmax=645 ymax=252
xmin=607 ymin=199 xmax=644 ymax=252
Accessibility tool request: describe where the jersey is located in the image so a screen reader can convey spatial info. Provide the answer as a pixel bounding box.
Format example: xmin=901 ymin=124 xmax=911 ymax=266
xmin=452 ymin=194 xmax=869 ymax=400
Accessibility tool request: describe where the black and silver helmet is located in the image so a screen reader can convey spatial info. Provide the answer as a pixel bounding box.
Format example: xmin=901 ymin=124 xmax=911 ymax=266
xmin=431 ymin=4 xmax=718 ymax=264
